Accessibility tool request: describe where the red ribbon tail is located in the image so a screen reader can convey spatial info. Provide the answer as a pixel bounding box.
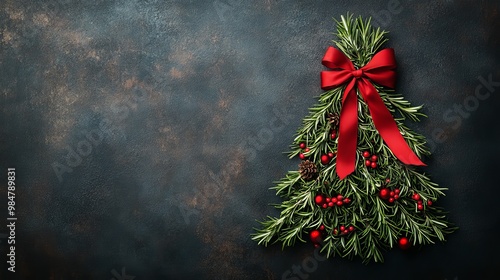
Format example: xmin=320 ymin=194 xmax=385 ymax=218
xmin=359 ymin=79 xmax=426 ymax=167
xmin=336 ymin=80 xmax=358 ymax=179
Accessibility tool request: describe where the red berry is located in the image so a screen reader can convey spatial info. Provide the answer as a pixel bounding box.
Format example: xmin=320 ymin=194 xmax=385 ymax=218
xmin=299 ymin=142 xmax=306 ymax=149
xmin=417 ymin=204 xmax=424 ymax=210
xmin=305 ymin=148 xmax=310 ymax=152
xmin=385 ymin=178 xmax=391 ymax=183
xmin=343 ymin=198 xmax=351 ymax=204
xmin=390 ymin=191 xmax=395 ymax=197
xmin=315 ymin=195 xmax=324 ymax=205
xmin=417 ymin=200 xmax=423 ymax=205
xmin=340 ymin=225 xmax=345 ymax=231
xmin=310 ymin=230 xmax=322 ymax=243
xmin=394 ymin=194 xmax=399 ymax=200
xmin=370 ymin=161 xmax=377 ymax=168
xmin=379 ymin=188 xmax=390 ymax=200
xmin=331 ymin=197 xmax=338 ymax=203
xmin=328 ymin=152 xmax=335 ymax=158
xmin=413 ymin=193 xmax=420 ymax=201
xmin=328 ymin=202 xmax=334 ymax=207
xmin=389 ymin=197 xmax=395 ymax=203
xmin=349 ymin=226 xmax=354 ymax=231
xmin=322 ymin=204 xmax=327 ymax=209
xmin=371 ymin=155 xmax=378 ymax=162
xmin=363 ymin=151 xmax=371 ymax=158
xmin=321 ymin=154 xmax=330 ymax=165
xmin=299 ymin=153 xmax=305 ymax=160
xmin=398 ymin=237 xmax=411 ymax=250
xmin=337 ymin=194 xmax=344 ymax=200
xmin=326 ymin=197 xmax=331 ymax=202
xmin=427 ymin=200 xmax=433 ymax=206
xmin=336 ymin=200 xmax=343 ymax=206
xmin=365 ymin=160 xmax=371 ymax=167
xmin=319 ymin=225 xmax=325 ymax=231
xmin=394 ymin=189 xmax=400 ymax=194
xmin=330 ymin=131 xmax=337 ymax=139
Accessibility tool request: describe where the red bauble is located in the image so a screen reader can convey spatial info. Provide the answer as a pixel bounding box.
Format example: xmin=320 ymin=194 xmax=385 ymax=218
xmin=390 ymin=191 xmax=395 ymax=197
xmin=314 ymin=195 xmax=324 ymax=205
xmin=343 ymin=229 xmax=349 ymax=234
xmin=328 ymin=152 xmax=335 ymax=158
xmin=394 ymin=194 xmax=399 ymax=200
xmin=340 ymin=225 xmax=345 ymax=231
xmin=349 ymin=226 xmax=355 ymax=232
xmin=328 ymin=202 xmax=334 ymax=207
xmin=310 ymin=230 xmax=322 ymax=243
xmin=388 ymin=197 xmax=395 ymax=203
xmin=385 ymin=178 xmax=391 ymax=183
xmin=365 ymin=160 xmax=371 ymax=167
xmin=417 ymin=200 xmax=423 ymax=205
xmin=330 ymin=131 xmax=337 ymax=139
xmin=370 ymin=162 xmax=377 ymax=169
xmin=417 ymin=204 xmax=424 ymax=211
xmin=371 ymin=155 xmax=378 ymax=162
xmin=299 ymin=142 xmax=306 ymax=149
xmin=398 ymin=237 xmax=411 ymax=249
xmin=337 ymin=194 xmax=343 ymax=200
xmin=305 ymin=148 xmax=310 ymax=152
xmin=343 ymin=198 xmax=351 ymax=204
xmin=331 ymin=197 xmax=338 ymax=203
xmin=336 ymin=200 xmax=343 ymax=206
xmin=427 ymin=200 xmax=433 ymax=206
xmin=363 ymin=151 xmax=371 ymax=158
xmin=299 ymin=153 xmax=305 ymax=160
xmin=394 ymin=189 xmax=400 ymax=194
xmin=322 ymin=203 xmax=328 ymax=209
xmin=413 ymin=193 xmax=420 ymax=201
xmin=319 ymin=225 xmax=325 ymax=231
xmin=326 ymin=197 xmax=331 ymax=202
xmin=321 ymin=154 xmax=330 ymax=165
xmin=379 ymin=188 xmax=390 ymax=200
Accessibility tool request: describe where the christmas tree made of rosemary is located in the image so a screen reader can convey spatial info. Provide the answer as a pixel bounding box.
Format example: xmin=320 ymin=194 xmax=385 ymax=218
xmin=252 ymin=14 xmax=455 ymax=263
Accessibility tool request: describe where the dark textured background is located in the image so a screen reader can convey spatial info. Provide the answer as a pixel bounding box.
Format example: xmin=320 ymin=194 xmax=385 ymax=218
xmin=1 ymin=0 xmax=499 ymax=279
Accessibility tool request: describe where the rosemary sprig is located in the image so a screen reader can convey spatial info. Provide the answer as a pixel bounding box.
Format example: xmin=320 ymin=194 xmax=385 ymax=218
xmin=252 ymin=14 xmax=456 ymax=263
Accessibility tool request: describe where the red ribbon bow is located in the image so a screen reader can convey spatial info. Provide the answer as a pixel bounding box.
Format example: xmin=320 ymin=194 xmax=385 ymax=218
xmin=321 ymin=47 xmax=425 ymax=179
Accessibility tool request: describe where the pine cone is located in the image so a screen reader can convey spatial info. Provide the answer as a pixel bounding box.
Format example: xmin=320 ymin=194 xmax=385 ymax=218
xmin=299 ymin=160 xmax=318 ymax=181
xmin=328 ymin=113 xmax=340 ymax=129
